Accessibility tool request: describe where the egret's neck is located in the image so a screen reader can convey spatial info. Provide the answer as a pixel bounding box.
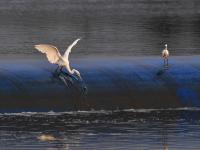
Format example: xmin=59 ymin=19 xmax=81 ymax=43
xmin=65 ymin=62 xmax=73 ymax=74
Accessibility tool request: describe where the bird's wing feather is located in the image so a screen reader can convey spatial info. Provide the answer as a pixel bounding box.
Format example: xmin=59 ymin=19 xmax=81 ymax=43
xmin=35 ymin=44 xmax=61 ymax=64
xmin=63 ymin=38 xmax=81 ymax=61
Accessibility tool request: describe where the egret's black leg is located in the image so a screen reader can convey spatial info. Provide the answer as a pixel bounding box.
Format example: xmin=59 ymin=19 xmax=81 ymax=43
xmin=60 ymin=66 xmax=63 ymax=72
xmin=55 ymin=66 xmax=59 ymax=73
xmin=163 ymin=58 xmax=165 ymax=67
xmin=167 ymin=58 xmax=168 ymax=66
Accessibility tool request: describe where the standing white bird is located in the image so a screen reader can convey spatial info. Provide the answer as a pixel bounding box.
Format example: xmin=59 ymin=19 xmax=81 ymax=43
xmin=34 ymin=38 xmax=82 ymax=79
xmin=162 ymin=44 xmax=169 ymax=67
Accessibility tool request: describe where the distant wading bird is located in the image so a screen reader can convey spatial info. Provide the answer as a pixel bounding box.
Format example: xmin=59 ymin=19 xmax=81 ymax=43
xmin=162 ymin=44 xmax=169 ymax=67
xmin=35 ymin=38 xmax=82 ymax=80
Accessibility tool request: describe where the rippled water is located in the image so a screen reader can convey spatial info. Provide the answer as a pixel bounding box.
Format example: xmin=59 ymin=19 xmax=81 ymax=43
xmin=1 ymin=0 xmax=200 ymax=56
xmin=0 ymin=108 xmax=199 ymax=150
xmin=1 ymin=1 xmax=200 ymax=149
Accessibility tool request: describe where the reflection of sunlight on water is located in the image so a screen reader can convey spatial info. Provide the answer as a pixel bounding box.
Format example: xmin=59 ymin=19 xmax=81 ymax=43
xmin=163 ymin=145 xmax=168 ymax=150
xmin=37 ymin=135 xmax=70 ymax=150
xmin=37 ymin=134 xmax=56 ymax=141
xmin=0 ymin=109 xmax=199 ymax=149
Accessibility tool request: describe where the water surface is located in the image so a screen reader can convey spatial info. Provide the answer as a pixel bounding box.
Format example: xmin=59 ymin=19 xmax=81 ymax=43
xmin=0 ymin=108 xmax=200 ymax=150
xmin=1 ymin=1 xmax=200 ymax=149
xmin=0 ymin=0 xmax=200 ymax=56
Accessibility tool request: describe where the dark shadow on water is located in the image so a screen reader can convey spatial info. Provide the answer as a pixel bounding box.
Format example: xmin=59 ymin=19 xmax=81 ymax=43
xmin=156 ymin=65 xmax=169 ymax=76
xmin=156 ymin=69 xmax=165 ymax=76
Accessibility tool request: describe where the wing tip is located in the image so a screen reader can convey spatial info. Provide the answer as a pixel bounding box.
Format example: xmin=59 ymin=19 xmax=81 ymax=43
xmin=34 ymin=44 xmax=44 ymax=53
xmin=34 ymin=44 xmax=40 ymax=49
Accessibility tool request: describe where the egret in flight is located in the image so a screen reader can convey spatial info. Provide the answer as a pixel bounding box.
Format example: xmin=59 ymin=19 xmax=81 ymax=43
xmin=35 ymin=38 xmax=82 ymax=79
xmin=162 ymin=44 xmax=169 ymax=67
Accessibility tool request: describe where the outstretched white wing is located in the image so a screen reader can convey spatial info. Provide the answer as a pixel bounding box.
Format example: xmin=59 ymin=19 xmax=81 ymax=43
xmin=35 ymin=44 xmax=61 ymax=64
xmin=63 ymin=38 xmax=81 ymax=61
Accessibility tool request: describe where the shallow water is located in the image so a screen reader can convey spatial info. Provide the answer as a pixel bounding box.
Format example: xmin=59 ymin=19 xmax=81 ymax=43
xmin=0 ymin=0 xmax=200 ymax=56
xmin=0 ymin=108 xmax=200 ymax=150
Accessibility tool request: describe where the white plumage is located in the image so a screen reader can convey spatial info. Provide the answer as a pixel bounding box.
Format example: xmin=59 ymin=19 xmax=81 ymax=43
xmin=162 ymin=44 xmax=169 ymax=58
xmin=162 ymin=44 xmax=169 ymax=66
xmin=35 ymin=38 xmax=81 ymax=78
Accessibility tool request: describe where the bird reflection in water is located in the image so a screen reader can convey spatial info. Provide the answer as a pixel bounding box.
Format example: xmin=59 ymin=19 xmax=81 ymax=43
xmin=37 ymin=135 xmax=69 ymax=150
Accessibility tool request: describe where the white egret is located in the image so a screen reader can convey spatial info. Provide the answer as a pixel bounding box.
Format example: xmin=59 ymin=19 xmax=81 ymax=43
xmin=35 ymin=38 xmax=82 ymax=79
xmin=162 ymin=44 xmax=169 ymax=67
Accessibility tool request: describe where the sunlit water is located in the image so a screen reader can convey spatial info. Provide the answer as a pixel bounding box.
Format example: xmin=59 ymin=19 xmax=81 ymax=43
xmin=0 ymin=108 xmax=199 ymax=150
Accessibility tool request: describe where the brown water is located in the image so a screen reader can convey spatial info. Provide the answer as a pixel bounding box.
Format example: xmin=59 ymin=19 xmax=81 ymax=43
xmin=0 ymin=0 xmax=200 ymax=56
